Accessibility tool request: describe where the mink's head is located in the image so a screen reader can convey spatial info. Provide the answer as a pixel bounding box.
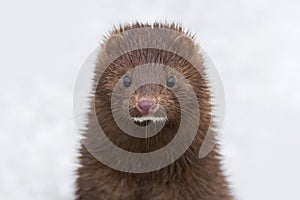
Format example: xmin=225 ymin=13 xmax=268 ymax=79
xmin=91 ymin=23 xmax=212 ymax=152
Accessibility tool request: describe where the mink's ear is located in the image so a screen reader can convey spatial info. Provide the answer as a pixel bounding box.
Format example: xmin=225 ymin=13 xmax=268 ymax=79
xmin=103 ymin=33 xmax=124 ymax=56
xmin=174 ymin=34 xmax=196 ymax=57
xmin=174 ymin=35 xmax=195 ymax=49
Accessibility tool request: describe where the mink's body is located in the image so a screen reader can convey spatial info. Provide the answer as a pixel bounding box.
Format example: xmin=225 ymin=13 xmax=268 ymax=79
xmin=76 ymin=23 xmax=232 ymax=200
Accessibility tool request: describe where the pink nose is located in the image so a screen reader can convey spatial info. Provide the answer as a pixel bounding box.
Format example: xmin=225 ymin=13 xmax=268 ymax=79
xmin=137 ymin=100 xmax=157 ymax=115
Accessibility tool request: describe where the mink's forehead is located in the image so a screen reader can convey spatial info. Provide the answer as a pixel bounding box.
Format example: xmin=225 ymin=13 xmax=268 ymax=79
xmin=130 ymin=65 xmax=167 ymax=80
xmin=106 ymin=62 xmax=177 ymax=77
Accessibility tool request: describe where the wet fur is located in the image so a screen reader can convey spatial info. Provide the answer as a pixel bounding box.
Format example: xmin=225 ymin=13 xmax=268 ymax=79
xmin=76 ymin=22 xmax=233 ymax=200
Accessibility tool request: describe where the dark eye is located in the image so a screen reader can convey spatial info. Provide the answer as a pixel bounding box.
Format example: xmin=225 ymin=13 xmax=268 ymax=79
xmin=166 ymin=76 xmax=176 ymax=88
xmin=123 ymin=75 xmax=132 ymax=87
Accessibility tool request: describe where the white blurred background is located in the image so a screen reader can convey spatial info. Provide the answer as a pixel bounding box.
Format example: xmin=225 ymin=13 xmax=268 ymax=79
xmin=0 ymin=0 xmax=299 ymax=199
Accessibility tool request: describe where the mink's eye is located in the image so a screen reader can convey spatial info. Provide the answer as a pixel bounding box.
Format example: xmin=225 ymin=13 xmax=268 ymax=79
xmin=166 ymin=76 xmax=176 ymax=88
xmin=123 ymin=75 xmax=132 ymax=87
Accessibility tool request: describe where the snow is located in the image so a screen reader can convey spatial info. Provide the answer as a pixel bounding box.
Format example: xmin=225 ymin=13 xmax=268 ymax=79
xmin=0 ymin=0 xmax=299 ymax=199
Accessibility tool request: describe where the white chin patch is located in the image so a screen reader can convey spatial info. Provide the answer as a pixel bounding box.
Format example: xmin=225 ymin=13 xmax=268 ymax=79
xmin=130 ymin=116 xmax=168 ymax=123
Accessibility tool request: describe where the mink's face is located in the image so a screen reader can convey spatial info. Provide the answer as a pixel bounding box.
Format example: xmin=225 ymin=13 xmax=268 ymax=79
xmin=123 ymin=66 xmax=180 ymax=126
xmin=98 ymin=63 xmax=195 ymax=127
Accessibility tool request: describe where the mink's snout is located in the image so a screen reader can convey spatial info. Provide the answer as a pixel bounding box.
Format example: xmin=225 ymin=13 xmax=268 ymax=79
xmin=137 ymin=99 xmax=158 ymax=115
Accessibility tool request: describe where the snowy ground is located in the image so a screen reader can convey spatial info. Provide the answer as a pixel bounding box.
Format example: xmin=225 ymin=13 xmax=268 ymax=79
xmin=0 ymin=0 xmax=299 ymax=199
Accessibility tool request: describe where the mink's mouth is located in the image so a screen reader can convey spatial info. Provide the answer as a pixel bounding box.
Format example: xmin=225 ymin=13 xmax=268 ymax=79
xmin=130 ymin=116 xmax=168 ymax=126
xmin=128 ymin=104 xmax=168 ymax=126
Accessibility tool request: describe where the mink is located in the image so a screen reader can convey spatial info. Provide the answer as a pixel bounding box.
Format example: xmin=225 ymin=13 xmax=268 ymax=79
xmin=75 ymin=22 xmax=233 ymax=200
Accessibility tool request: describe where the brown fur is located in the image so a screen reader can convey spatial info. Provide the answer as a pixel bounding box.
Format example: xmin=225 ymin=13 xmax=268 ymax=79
xmin=76 ymin=22 xmax=232 ymax=200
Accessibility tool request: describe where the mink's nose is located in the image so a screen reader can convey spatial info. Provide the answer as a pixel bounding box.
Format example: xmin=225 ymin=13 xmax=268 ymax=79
xmin=137 ymin=100 xmax=158 ymax=115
